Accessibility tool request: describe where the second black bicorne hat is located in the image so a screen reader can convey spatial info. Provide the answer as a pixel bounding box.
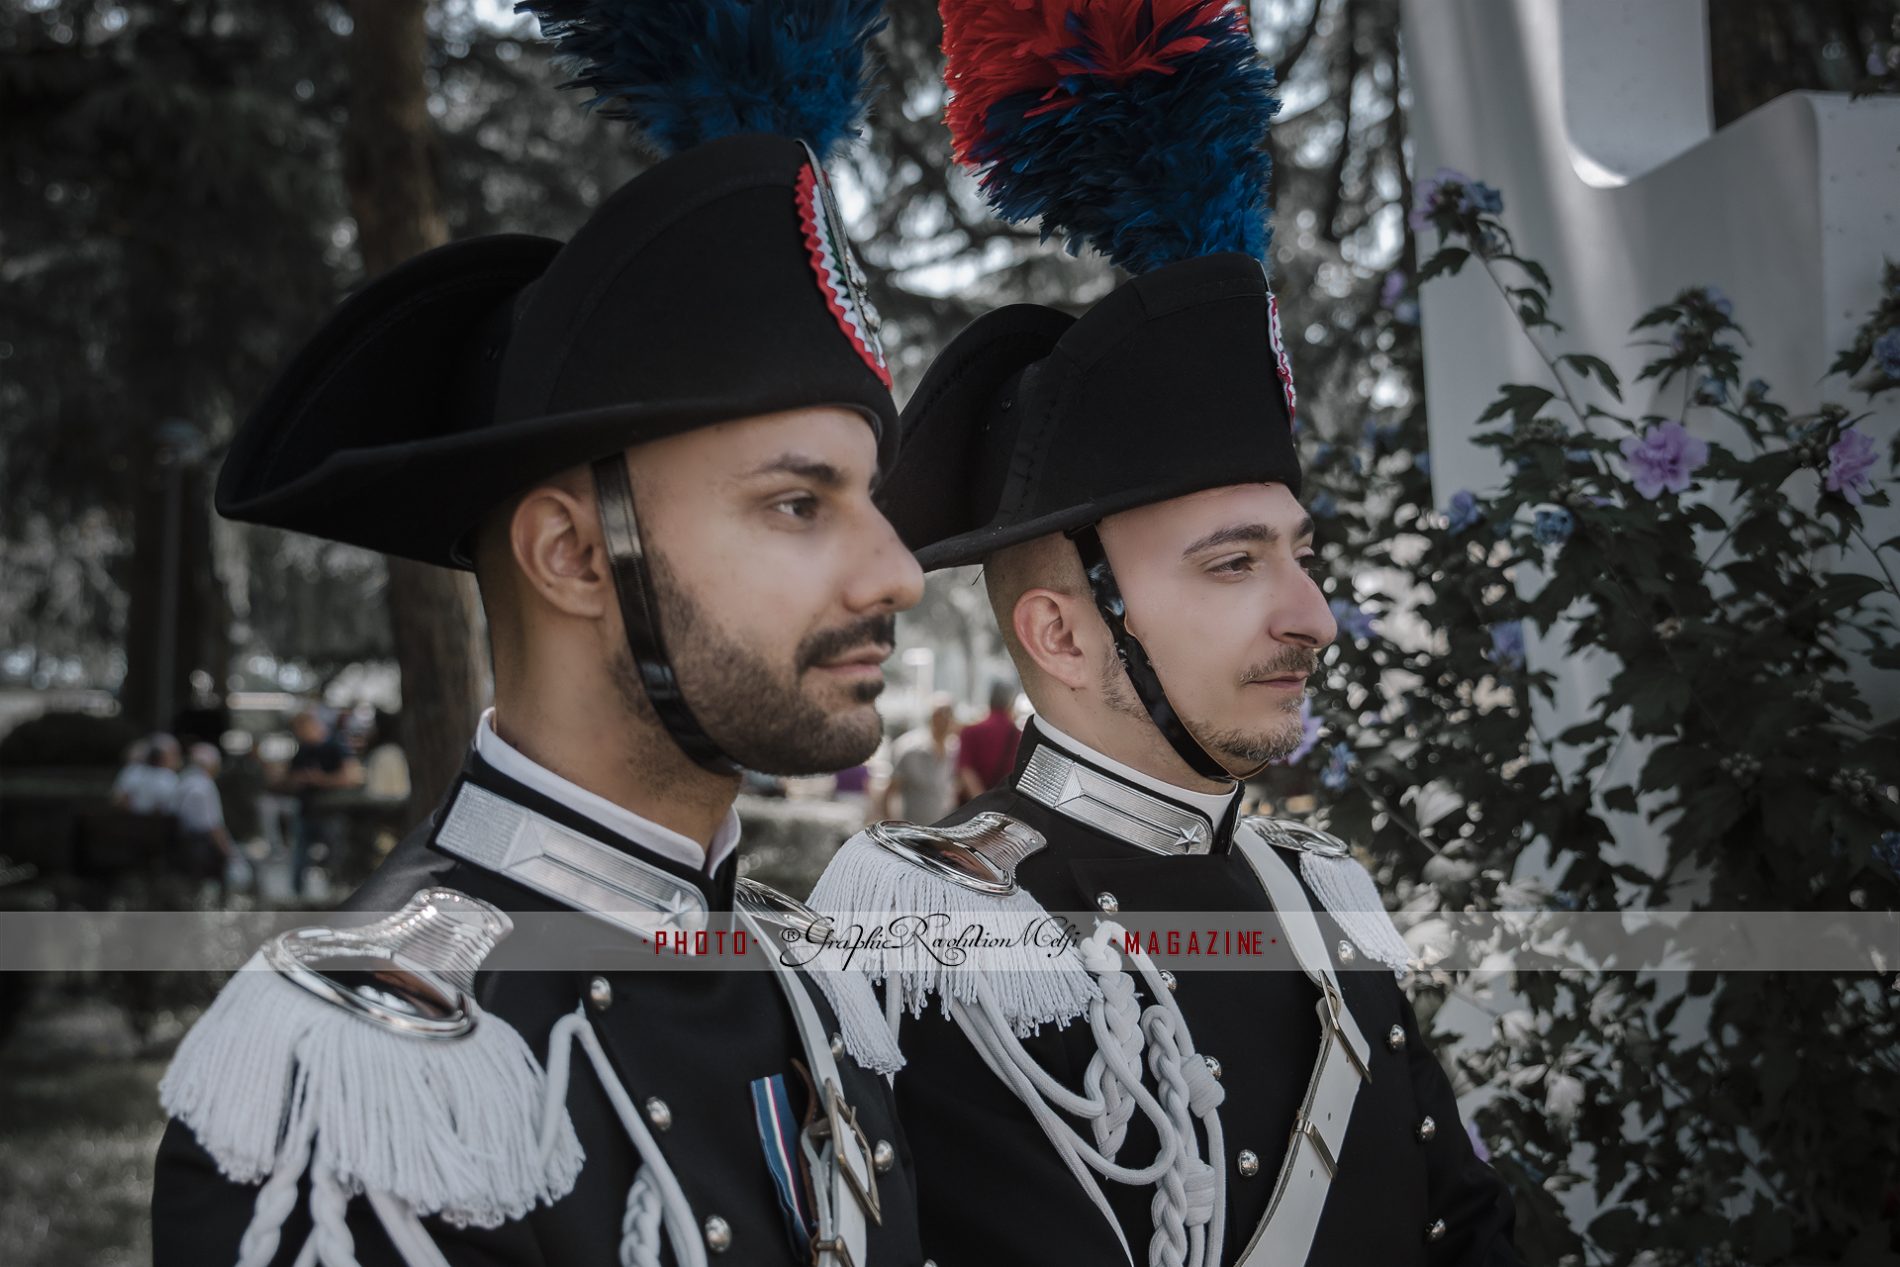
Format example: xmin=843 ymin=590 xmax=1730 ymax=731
xmin=884 ymin=252 xmax=1298 ymax=569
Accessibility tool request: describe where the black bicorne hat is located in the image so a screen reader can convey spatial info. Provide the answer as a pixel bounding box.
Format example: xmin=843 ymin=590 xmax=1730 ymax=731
xmin=892 ymin=0 xmax=1299 ymax=781
xmin=218 ymin=133 xmax=893 ymax=569
xmin=884 ymin=252 xmax=1298 ymax=570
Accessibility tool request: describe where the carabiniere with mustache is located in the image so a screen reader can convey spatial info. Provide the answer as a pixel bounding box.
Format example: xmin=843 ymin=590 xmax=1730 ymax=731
xmin=801 ymin=0 xmax=1524 ymax=1260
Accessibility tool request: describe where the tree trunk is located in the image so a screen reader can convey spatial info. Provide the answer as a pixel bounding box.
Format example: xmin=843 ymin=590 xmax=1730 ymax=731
xmin=340 ymin=0 xmax=488 ymax=818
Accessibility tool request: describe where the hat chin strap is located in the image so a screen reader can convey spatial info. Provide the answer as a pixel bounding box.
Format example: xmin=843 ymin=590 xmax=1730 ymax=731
xmin=1066 ymin=524 xmax=1273 ymax=785
xmin=591 ymin=456 xmax=743 ymax=777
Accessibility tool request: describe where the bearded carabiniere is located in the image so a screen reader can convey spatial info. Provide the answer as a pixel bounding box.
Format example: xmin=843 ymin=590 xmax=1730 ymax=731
xmin=151 ymin=3 xmax=930 ymax=1265
xmin=805 ymin=1 xmax=1526 ymax=1264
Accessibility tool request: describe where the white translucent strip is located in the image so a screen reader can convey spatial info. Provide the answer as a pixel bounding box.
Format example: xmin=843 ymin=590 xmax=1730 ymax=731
xmin=0 ymin=910 xmax=1894 ymax=974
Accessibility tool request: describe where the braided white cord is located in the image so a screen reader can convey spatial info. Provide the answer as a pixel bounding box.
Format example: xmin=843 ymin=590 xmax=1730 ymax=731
xmin=1125 ymin=941 xmax=1227 ymax=1267
xmin=237 ymin=1114 xmax=318 ymax=1267
xmin=618 ymin=1168 xmax=664 ymax=1267
xmin=544 ymin=1011 xmax=708 ymax=1267
xmin=309 ymin=1164 xmax=362 ymax=1267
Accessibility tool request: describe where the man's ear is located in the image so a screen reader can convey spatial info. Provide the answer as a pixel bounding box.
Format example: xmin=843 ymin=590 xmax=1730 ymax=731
xmin=509 ymin=482 xmax=611 ymax=619
xmin=1011 ymin=589 xmax=1100 ymax=692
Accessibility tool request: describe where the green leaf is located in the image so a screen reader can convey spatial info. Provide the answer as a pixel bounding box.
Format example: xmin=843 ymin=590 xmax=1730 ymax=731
xmin=1418 ymin=247 xmax=1470 ymax=284
xmin=1560 ymin=353 xmax=1624 ymax=401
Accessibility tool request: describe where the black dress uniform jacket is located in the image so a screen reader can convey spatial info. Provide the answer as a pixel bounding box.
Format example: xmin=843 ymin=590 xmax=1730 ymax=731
xmin=890 ymin=726 xmax=1519 ymax=1267
xmin=152 ymin=753 xmax=923 ymax=1267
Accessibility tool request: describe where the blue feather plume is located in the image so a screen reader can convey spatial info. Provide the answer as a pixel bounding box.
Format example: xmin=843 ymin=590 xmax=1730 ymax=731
xmin=517 ymin=0 xmax=887 ymax=163
xmin=945 ymin=0 xmax=1280 ymax=276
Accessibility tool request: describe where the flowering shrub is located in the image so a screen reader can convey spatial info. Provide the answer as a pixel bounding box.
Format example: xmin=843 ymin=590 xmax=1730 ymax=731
xmin=1269 ymin=175 xmax=1900 ymax=1262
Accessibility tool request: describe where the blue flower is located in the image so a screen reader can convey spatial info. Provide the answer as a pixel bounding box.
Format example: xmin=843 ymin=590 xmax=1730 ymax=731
xmin=1694 ymin=375 xmax=1727 ymax=405
xmin=1415 ymin=451 xmax=1431 ymax=476
xmin=1313 ymin=442 xmax=1335 ymax=465
xmin=1310 ymin=491 xmax=1338 ymax=518
xmin=1459 ymin=180 xmax=1504 ymax=216
xmin=1329 ymin=599 xmax=1377 ymax=642
xmin=1531 ymin=507 xmax=1574 ymax=546
xmin=1488 ymin=621 xmax=1526 ymax=670
xmin=1745 ymin=378 xmax=1771 ymax=400
xmin=1446 ymin=489 xmax=1483 ymax=533
xmin=1320 ymin=742 xmax=1357 ymax=792
xmin=1874 ymin=329 xmax=1900 ymax=379
xmin=1877 ymin=831 xmax=1900 ymax=876
xmin=1697 ymin=285 xmax=1734 ymax=318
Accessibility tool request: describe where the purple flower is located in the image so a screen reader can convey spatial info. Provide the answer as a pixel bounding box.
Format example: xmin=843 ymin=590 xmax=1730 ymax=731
xmin=1330 ymin=599 xmax=1377 ymax=642
xmin=1320 ymin=742 xmax=1357 ymax=792
xmin=1619 ymin=420 xmax=1709 ymax=500
xmin=1408 ymin=168 xmax=1468 ymax=230
xmin=1466 ymin=1120 xmax=1491 ymax=1164
xmin=1874 ymin=329 xmax=1900 ymax=379
xmin=1488 ymin=621 xmax=1526 ymax=670
xmin=1380 ymin=269 xmax=1408 ymax=309
xmin=1825 ymin=427 xmax=1879 ymax=505
xmin=1877 ymin=831 xmax=1900 ymax=876
xmin=1446 ymin=489 xmax=1483 ymax=533
xmin=1281 ymin=699 xmax=1323 ymax=766
xmin=1696 ymin=285 xmax=1735 ymax=318
xmin=1532 ymin=507 xmax=1574 ymax=546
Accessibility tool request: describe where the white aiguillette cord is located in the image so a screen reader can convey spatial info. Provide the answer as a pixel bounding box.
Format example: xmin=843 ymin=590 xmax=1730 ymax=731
xmin=1231 ymin=827 xmax=1374 ymax=1267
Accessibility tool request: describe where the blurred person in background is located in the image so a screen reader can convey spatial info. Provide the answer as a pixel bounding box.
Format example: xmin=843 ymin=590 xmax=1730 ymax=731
xmin=176 ymin=743 xmax=235 ymax=898
xmin=361 ymin=707 xmax=411 ymax=802
xmin=878 ymin=693 xmax=959 ymax=824
xmin=955 ymin=677 xmax=1022 ymax=802
xmin=111 ymin=732 xmax=182 ymax=814
xmin=279 ymin=707 xmax=363 ymax=895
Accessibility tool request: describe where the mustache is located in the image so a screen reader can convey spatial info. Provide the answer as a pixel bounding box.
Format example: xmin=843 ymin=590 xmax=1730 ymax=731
xmin=797 ymin=614 xmax=898 ymax=672
xmin=1240 ymin=648 xmax=1320 ymax=684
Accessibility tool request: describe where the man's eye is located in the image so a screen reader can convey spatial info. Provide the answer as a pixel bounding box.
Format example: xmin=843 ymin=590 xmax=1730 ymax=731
xmin=771 ymin=494 xmax=820 ymax=521
xmin=1296 ymin=553 xmax=1322 ymax=575
xmin=1209 ymin=554 xmax=1254 ymax=575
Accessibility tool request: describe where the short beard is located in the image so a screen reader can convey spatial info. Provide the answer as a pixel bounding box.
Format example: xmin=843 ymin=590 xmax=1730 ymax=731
xmin=610 ymin=549 xmax=892 ymax=776
xmin=1101 ymin=642 xmax=1316 ymax=768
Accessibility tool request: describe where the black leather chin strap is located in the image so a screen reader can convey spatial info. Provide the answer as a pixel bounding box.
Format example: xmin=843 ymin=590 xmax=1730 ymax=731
xmin=591 ymin=455 xmax=741 ymax=776
xmin=1067 ymin=523 xmax=1259 ymax=785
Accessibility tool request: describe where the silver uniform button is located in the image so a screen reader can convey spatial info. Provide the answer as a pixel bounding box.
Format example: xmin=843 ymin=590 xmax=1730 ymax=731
xmin=704 ymin=1215 xmax=732 ymax=1253
xmin=1336 ymin=939 xmax=1356 ymax=965
xmin=1202 ymin=1054 xmax=1223 ymax=1080
xmin=1159 ymin=969 xmax=1178 ymax=992
xmin=1096 ymin=891 xmax=1120 ymax=914
xmin=1425 ymin=1218 xmax=1447 ymax=1243
xmin=829 ymin=1032 xmax=845 ymax=1058
xmin=645 ymin=1097 xmax=672 ymax=1132
xmin=586 ymin=975 xmax=613 ymax=1012
xmin=1416 ymin=1114 xmax=1437 ymax=1143
xmin=873 ymin=1139 xmax=897 ymax=1173
xmin=1388 ymin=1023 xmax=1407 ymax=1051
xmin=1237 ymin=1148 xmax=1261 ymax=1178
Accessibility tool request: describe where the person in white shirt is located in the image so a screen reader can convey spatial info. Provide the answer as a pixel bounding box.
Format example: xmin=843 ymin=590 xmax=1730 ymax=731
xmin=111 ymin=733 xmax=182 ymax=815
xmin=879 ymin=694 xmax=960 ymax=826
xmin=174 ymin=743 xmax=232 ymax=890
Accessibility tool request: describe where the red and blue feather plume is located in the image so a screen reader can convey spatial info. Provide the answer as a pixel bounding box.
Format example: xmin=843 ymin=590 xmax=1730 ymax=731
xmin=940 ymin=0 xmax=1280 ymax=275
xmin=516 ymin=0 xmax=887 ymax=164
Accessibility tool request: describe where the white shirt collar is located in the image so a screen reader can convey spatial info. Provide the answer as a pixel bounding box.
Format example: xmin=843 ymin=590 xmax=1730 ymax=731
xmin=1028 ymin=716 xmax=1242 ymax=825
xmin=474 ymin=708 xmax=740 ymax=874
